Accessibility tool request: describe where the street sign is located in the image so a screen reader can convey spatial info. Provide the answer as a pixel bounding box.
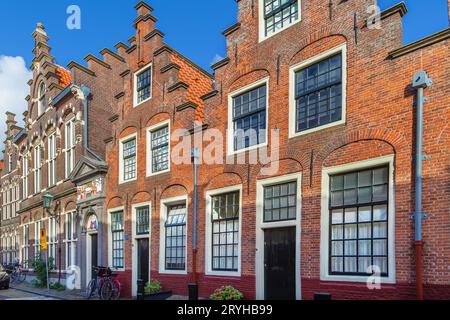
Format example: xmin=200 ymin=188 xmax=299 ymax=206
xmin=40 ymin=227 xmax=47 ymax=251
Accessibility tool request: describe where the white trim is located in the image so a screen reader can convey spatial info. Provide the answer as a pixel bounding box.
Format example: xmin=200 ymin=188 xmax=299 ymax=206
xmin=320 ymin=155 xmax=396 ymax=284
xmin=118 ymin=133 xmax=138 ymax=185
xmin=146 ymin=120 xmax=171 ymax=177
xmin=227 ymin=77 xmax=269 ymax=156
xmin=159 ymin=195 xmax=188 ymax=275
xmin=205 ymin=185 xmax=243 ymax=277
xmin=107 ymin=206 xmax=125 ymax=272
xmin=258 ymin=0 xmax=302 ymax=43
xmin=288 ymin=43 xmax=347 ymax=139
xmin=64 ymin=118 xmax=76 ymax=179
xmin=255 ymin=173 xmax=302 ymax=300
xmin=47 ymin=132 xmax=56 ymax=187
xmin=133 ymin=64 xmax=153 ymax=107
xmin=131 ymin=201 xmax=151 ymax=297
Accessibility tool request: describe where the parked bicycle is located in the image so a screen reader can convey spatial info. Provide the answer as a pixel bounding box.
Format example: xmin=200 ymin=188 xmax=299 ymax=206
xmin=85 ymin=266 xmax=121 ymax=300
xmin=3 ymin=261 xmax=27 ymax=284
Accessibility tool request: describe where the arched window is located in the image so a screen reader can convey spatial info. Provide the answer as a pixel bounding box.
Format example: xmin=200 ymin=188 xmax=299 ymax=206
xmin=38 ymin=82 xmax=46 ymax=115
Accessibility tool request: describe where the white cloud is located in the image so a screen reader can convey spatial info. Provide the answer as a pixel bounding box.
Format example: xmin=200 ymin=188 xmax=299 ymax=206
xmin=0 ymin=55 xmax=32 ymax=154
xmin=211 ymin=53 xmax=224 ymax=65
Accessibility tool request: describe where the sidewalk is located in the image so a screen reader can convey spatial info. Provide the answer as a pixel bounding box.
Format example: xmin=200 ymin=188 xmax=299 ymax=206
xmin=11 ymin=282 xmax=86 ymax=300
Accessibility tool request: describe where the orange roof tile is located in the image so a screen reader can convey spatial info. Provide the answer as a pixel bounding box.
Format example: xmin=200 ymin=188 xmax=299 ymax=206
xmin=56 ymin=66 xmax=72 ymax=87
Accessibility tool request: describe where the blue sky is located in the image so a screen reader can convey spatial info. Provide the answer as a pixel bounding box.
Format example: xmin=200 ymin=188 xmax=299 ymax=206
xmin=0 ymin=0 xmax=448 ymax=72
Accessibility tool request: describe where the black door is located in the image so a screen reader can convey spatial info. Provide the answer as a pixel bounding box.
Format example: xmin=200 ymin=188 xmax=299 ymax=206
xmin=91 ymin=234 xmax=98 ymax=273
xmin=137 ymin=239 xmax=149 ymax=284
xmin=264 ymin=227 xmax=296 ymax=300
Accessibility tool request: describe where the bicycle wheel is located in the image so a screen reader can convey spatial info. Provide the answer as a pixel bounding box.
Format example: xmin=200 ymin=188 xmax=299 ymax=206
xmin=17 ymin=271 xmax=26 ymax=283
xmin=100 ymin=280 xmax=114 ymax=300
xmin=111 ymin=279 xmax=121 ymax=300
xmin=85 ymin=279 xmax=97 ymax=299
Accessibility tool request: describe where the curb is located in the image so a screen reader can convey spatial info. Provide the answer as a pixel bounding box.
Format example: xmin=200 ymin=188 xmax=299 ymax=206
xmin=10 ymin=286 xmax=72 ymax=300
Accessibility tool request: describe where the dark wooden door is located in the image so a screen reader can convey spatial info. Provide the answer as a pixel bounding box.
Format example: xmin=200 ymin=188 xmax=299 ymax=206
xmin=91 ymin=234 xmax=98 ymax=272
xmin=137 ymin=239 xmax=149 ymax=284
xmin=264 ymin=227 xmax=296 ymax=300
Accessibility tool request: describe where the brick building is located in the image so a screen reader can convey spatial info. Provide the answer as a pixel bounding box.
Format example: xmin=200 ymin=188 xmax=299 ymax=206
xmin=0 ymin=0 xmax=448 ymax=300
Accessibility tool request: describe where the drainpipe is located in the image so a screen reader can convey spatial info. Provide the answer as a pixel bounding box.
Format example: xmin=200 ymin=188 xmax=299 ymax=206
xmin=189 ymin=148 xmax=200 ymax=300
xmin=79 ymin=85 xmax=102 ymax=161
xmin=411 ymin=71 xmax=432 ymax=301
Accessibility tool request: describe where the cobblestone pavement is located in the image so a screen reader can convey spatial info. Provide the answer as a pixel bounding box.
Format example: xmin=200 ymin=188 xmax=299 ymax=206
xmin=0 ymin=288 xmax=58 ymax=300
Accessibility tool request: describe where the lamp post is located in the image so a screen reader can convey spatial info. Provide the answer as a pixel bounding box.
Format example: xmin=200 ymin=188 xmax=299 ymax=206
xmin=43 ymin=192 xmax=62 ymax=284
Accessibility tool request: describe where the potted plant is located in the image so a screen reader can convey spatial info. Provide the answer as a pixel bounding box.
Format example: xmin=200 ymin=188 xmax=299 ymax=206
xmin=210 ymin=286 xmax=244 ymax=300
xmin=140 ymin=279 xmax=172 ymax=300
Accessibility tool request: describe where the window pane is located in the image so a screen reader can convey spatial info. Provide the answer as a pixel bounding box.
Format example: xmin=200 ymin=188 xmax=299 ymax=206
xmin=165 ymin=204 xmax=186 ymax=270
xmin=151 ymin=126 xmax=169 ymax=173
xmin=263 ymin=182 xmax=297 ymax=222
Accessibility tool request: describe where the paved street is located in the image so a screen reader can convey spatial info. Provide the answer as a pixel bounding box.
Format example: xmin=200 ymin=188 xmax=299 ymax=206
xmin=0 ymin=288 xmax=58 ymax=300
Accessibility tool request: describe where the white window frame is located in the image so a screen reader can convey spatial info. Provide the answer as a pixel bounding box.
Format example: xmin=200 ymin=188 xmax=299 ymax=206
xmin=146 ymin=120 xmax=171 ymax=177
xmin=107 ymin=206 xmax=125 ymax=272
xmin=22 ymin=156 xmax=28 ymax=199
xmin=119 ymin=133 xmax=138 ymax=184
xmin=255 ymin=172 xmax=302 ymax=300
xmin=65 ymin=118 xmax=76 ymax=179
xmin=159 ymin=195 xmax=188 ymax=275
xmin=133 ymin=64 xmax=153 ymax=107
xmin=21 ymin=224 xmax=30 ymax=268
xmin=205 ymin=185 xmax=243 ymax=277
xmin=48 ymin=217 xmax=57 ymax=261
xmin=320 ymin=155 xmax=396 ymax=284
xmin=227 ymin=77 xmax=270 ymax=156
xmin=33 ymin=145 xmax=41 ymax=194
xmin=131 ymin=201 xmax=151 ymax=296
xmin=48 ymin=133 xmax=57 ymax=187
xmin=34 ymin=220 xmax=42 ymax=257
xmin=289 ymin=43 xmax=347 ymax=139
xmin=64 ymin=211 xmax=77 ymax=269
xmin=258 ymin=0 xmax=302 ymax=43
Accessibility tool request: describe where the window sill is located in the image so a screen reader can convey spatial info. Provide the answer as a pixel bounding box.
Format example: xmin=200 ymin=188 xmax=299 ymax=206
xmin=205 ymin=270 xmax=241 ymax=278
xmin=227 ymin=142 xmax=268 ymax=157
xmin=158 ymin=269 xmax=187 ymax=275
xmin=119 ymin=177 xmax=137 ymax=185
xmin=259 ymin=18 xmax=302 ymax=43
xmin=133 ymin=97 xmax=152 ymax=108
xmin=289 ymin=119 xmax=346 ymax=139
xmin=146 ymin=169 xmax=170 ymax=178
xmin=320 ymin=274 xmax=396 ymax=284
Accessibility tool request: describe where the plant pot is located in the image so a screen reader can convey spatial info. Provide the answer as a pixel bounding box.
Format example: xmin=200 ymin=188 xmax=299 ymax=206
xmin=142 ymin=290 xmax=173 ymax=300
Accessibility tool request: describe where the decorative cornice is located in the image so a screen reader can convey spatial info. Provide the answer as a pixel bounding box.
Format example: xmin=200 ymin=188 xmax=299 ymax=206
xmin=388 ymin=27 xmax=450 ymax=59
xmin=160 ymin=63 xmax=181 ymax=73
xmin=211 ymin=57 xmax=230 ymax=70
xmin=381 ymin=2 xmax=407 ymax=20
xmin=126 ymin=45 xmax=137 ymax=54
xmin=114 ymin=42 xmax=129 ymax=51
xmin=154 ymin=45 xmax=174 ymax=57
xmin=109 ymin=114 xmax=119 ymax=123
xmin=200 ymin=90 xmax=219 ymax=101
xmin=167 ymin=81 xmax=189 ymax=93
xmin=134 ymin=1 xmax=153 ymax=12
xmin=176 ymin=101 xmax=198 ymax=112
xmin=120 ymin=69 xmax=131 ymax=78
xmin=100 ymin=48 xmax=125 ymax=63
xmin=222 ymin=23 xmax=241 ymax=37
xmin=133 ymin=13 xmax=157 ymax=29
xmin=187 ymin=124 xmax=209 ymax=135
xmin=114 ymin=92 xmax=125 ymax=100
xmin=67 ymin=61 xmax=96 ymax=77
xmin=144 ymin=29 xmax=165 ymax=41
xmin=84 ymin=54 xmax=112 ymax=69
xmin=104 ymin=137 xmax=113 ymax=144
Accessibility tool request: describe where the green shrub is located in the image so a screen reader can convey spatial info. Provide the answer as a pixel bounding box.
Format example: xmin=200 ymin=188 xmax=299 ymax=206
xmin=49 ymin=282 xmax=66 ymax=292
xmin=144 ymin=280 xmax=162 ymax=294
xmin=29 ymin=255 xmax=55 ymax=288
xmin=210 ymin=286 xmax=244 ymax=300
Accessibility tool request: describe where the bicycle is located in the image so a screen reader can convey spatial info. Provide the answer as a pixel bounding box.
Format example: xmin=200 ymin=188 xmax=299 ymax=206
xmin=85 ymin=266 xmax=121 ymax=300
xmin=10 ymin=263 xmax=27 ymax=284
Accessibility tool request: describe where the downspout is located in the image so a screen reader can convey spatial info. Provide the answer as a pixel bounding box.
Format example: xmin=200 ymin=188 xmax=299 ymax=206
xmin=79 ymin=85 xmax=103 ymax=161
xmin=411 ymin=71 xmax=432 ymax=301
xmin=189 ymin=148 xmax=200 ymax=300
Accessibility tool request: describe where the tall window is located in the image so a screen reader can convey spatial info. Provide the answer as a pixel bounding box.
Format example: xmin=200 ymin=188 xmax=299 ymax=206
xmin=165 ymin=204 xmax=186 ymax=270
xmin=22 ymin=156 xmax=28 ymax=199
xmin=232 ymin=83 xmax=267 ymax=151
xmin=65 ymin=211 xmax=77 ymax=268
xmin=263 ymin=182 xmax=297 ymax=222
xmin=295 ymin=53 xmax=342 ymax=133
xmin=34 ymin=220 xmax=42 ymax=257
xmin=136 ymin=206 xmax=150 ymax=235
xmin=8 ymin=155 xmax=12 ymax=172
xmin=38 ymin=82 xmax=46 ymax=115
xmin=263 ymin=0 xmax=299 ymax=37
xmin=34 ymin=145 xmax=41 ymax=194
xmin=135 ymin=66 xmax=152 ymax=105
xmin=150 ymin=126 xmax=169 ymax=174
xmin=65 ymin=119 xmax=76 ymax=178
xmin=211 ymin=192 xmax=240 ymax=271
xmin=48 ymin=217 xmax=57 ymax=262
xmin=122 ymin=138 xmax=136 ymax=182
xmin=48 ymin=133 xmax=56 ymax=186
xmin=329 ymin=166 xmax=389 ymax=276
xmin=111 ymin=211 xmax=124 ymax=269
xmin=22 ymin=225 xmax=30 ymax=268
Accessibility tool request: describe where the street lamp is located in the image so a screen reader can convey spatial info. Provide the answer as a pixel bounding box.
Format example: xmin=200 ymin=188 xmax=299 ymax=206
xmin=42 ymin=192 xmax=62 ymax=284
